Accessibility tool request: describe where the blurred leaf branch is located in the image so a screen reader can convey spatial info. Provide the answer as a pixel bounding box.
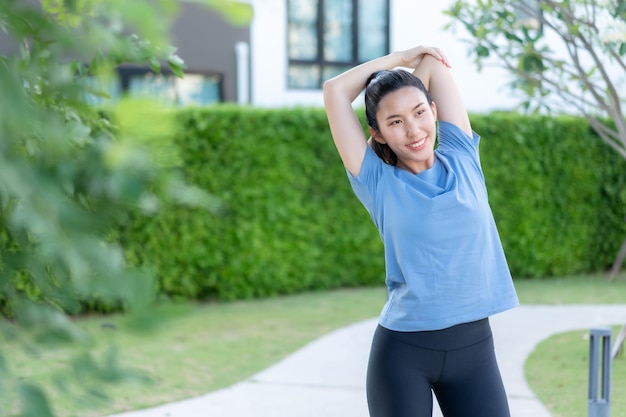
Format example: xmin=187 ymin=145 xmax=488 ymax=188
xmin=0 ymin=0 xmax=247 ymax=415
xmin=445 ymin=0 xmax=625 ymax=158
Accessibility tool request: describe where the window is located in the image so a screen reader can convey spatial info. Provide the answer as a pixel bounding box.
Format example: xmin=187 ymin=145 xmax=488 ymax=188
xmin=127 ymin=72 xmax=222 ymax=106
xmin=287 ymin=0 xmax=389 ymax=89
xmin=85 ymin=67 xmax=223 ymax=106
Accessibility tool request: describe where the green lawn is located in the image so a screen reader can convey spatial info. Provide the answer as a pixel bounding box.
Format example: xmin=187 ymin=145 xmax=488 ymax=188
xmin=526 ymin=326 xmax=626 ymax=417
xmin=518 ymin=273 xmax=626 ymax=417
xmin=1 ymin=272 xmax=625 ymax=417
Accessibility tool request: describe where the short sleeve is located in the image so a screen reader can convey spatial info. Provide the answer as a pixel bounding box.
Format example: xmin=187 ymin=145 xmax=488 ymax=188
xmin=437 ymin=121 xmax=481 ymax=164
xmin=347 ymin=146 xmax=385 ymax=217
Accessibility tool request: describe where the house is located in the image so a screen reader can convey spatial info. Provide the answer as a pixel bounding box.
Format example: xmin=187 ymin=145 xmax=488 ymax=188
xmin=183 ymin=0 xmax=520 ymax=112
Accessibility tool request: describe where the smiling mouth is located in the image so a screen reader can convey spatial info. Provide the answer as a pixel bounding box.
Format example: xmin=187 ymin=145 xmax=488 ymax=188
xmin=407 ymin=137 xmax=427 ymax=149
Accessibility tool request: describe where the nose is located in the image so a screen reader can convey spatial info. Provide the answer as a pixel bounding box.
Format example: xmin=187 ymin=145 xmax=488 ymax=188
xmin=406 ymin=118 xmax=420 ymax=138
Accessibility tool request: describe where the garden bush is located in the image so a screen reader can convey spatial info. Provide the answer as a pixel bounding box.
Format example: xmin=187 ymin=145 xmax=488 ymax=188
xmin=119 ymin=106 xmax=384 ymax=301
xmin=116 ymin=107 xmax=626 ymax=301
xmin=474 ymin=113 xmax=626 ymax=277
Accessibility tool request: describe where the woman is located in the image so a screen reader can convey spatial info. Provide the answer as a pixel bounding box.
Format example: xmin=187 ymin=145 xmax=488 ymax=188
xmin=323 ymin=46 xmax=519 ymax=417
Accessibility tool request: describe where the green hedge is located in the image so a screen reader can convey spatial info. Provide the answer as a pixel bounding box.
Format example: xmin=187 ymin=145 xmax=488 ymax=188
xmin=474 ymin=113 xmax=626 ymax=277
xmin=120 ymin=106 xmax=384 ymax=301
xmin=118 ymin=107 xmax=626 ymax=301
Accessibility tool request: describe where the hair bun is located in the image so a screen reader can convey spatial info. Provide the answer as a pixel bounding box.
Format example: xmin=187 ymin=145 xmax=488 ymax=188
xmin=366 ymin=70 xmax=388 ymax=88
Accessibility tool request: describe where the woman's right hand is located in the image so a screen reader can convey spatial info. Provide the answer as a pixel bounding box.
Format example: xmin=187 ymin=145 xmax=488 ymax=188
xmin=399 ymin=46 xmax=451 ymax=70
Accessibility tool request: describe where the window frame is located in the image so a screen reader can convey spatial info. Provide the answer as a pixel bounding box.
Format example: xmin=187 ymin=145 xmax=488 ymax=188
xmin=287 ymin=0 xmax=390 ymax=90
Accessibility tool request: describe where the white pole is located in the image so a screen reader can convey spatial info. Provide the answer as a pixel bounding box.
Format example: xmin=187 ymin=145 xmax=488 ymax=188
xmin=235 ymin=41 xmax=250 ymax=105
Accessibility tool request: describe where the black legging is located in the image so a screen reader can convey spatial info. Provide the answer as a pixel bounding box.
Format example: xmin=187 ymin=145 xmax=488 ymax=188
xmin=366 ymin=318 xmax=510 ymax=417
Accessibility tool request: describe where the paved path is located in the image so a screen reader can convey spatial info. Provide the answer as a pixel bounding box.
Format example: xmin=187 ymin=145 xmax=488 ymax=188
xmin=107 ymin=305 xmax=626 ymax=417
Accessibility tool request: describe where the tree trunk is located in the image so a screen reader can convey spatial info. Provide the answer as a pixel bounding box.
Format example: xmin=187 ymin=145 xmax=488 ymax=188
xmin=613 ymin=323 xmax=626 ymax=360
xmin=609 ymin=236 xmax=626 ymax=281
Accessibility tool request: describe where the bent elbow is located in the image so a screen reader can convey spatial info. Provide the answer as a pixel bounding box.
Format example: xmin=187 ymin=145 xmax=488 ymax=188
xmin=322 ymin=78 xmax=337 ymax=101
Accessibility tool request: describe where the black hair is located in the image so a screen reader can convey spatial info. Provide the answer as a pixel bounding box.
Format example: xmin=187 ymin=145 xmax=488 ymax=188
xmin=365 ymin=69 xmax=433 ymax=165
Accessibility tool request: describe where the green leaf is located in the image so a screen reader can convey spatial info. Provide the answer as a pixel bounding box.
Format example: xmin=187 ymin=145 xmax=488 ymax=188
xmin=149 ymin=56 xmax=161 ymax=73
xmin=13 ymin=301 xmax=86 ymax=345
xmin=476 ymin=45 xmax=490 ymax=57
xmin=519 ymin=53 xmax=545 ymax=73
xmin=169 ymin=62 xmax=185 ymax=78
xmin=167 ymin=52 xmax=186 ymax=78
xmin=586 ymin=66 xmax=597 ymax=78
xmin=505 ymin=32 xmax=524 ymax=44
xmin=18 ymin=383 xmax=56 ymax=417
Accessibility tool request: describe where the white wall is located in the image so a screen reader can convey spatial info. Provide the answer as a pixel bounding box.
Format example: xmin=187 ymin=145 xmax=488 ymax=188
xmin=250 ymin=0 xmax=521 ymax=113
xmin=250 ymin=0 xmax=324 ymax=108
xmin=391 ymin=0 xmax=521 ymax=113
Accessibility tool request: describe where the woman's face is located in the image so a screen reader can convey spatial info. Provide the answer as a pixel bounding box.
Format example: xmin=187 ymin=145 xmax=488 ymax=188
xmin=371 ymin=86 xmax=437 ymax=174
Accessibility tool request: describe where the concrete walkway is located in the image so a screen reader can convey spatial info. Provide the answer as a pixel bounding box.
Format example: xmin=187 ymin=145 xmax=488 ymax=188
xmin=108 ymin=305 xmax=626 ymax=417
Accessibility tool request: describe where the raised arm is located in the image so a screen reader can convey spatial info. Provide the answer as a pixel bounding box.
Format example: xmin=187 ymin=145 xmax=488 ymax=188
xmin=323 ymin=47 xmax=449 ymax=176
xmin=412 ymin=55 xmax=472 ymax=137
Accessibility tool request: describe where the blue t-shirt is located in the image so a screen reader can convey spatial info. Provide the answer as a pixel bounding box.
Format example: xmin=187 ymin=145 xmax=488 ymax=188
xmin=348 ymin=121 xmax=518 ymax=331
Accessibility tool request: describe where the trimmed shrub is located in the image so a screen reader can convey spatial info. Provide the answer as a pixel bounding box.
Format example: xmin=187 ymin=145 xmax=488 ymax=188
xmin=119 ymin=106 xmax=384 ymax=301
xmin=474 ymin=113 xmax=626 ymax=277
xmin=115 ymin=108 xmax=626 ymax=299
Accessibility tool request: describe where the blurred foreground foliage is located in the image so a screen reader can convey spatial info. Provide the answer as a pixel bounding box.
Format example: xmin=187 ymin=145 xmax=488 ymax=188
xmin=0 ymin=0 xmax=249 ymax=415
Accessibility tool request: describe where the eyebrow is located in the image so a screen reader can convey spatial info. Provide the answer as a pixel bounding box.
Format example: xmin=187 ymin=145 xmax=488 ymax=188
xmin=384 ymin=102 xmax=425 ymax=121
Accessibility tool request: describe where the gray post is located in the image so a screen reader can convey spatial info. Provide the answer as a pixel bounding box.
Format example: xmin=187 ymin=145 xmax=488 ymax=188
xmin=588 ymin=328 xmax=612 ymax=417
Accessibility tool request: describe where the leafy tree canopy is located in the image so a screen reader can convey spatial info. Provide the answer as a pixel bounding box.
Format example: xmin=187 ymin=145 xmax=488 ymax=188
xmin=446 ymin=0 xmax=626 ymax=159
